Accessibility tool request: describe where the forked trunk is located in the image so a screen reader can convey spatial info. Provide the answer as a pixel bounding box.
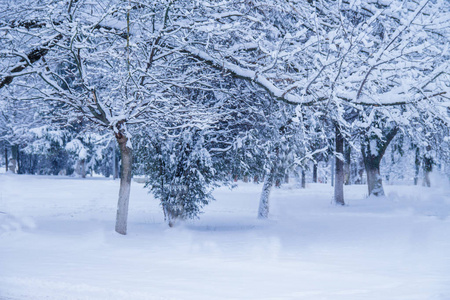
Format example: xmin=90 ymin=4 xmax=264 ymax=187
xmin=115 ymin=134 xmax=132 ymax=235
xmin=362 ymin=127 xmax=398 ymax=197
xmin=258 ymin=169 xmax=275 ymax=219
xmin=334 ymin=126 xmax=345 ymax=205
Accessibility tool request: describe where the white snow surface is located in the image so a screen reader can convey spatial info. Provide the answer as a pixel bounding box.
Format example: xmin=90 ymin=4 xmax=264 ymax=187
xmin=1 ymin=173 xmax=450 ymax=300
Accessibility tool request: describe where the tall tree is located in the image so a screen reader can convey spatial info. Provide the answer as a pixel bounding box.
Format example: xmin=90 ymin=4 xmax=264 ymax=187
xmin=0 ymin=0 xmax=222 ymax=234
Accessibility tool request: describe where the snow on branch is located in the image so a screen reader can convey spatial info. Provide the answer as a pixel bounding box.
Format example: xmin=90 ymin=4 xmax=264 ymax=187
xmin=182 ymin=46 xmax=319 ymax=106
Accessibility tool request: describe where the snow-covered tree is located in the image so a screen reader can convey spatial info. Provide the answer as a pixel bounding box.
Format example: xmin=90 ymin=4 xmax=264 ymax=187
xmin=1 ymin=0 xmax=449 ymax=229
xmin=0 ymin=0 xmax=226 ymax=233
xmin=176 ymin=0 xmax=449 ymax=203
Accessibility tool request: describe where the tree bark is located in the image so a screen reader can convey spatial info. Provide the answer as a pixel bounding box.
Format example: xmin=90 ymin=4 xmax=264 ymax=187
xmin=113 ymin=145 xmax=119 ymax=180
xmin=330 ymin=155 xmax=335 ymax=187
xmin=312 ymin=163 xmax=318 ymax=183
xmin=362 ymin=127 xmax=398 ymax=197
xmin=115 ymin=134 xmax=132 ymax=235
xmin=4 ymin=146 xmax=8 ymax=172
xmin=17 ymin=147 xmax=22 ymax=174
xmin=80 ymin=159 xmax=86 ymax=178
xmin=344 ymin=141 xmax=351 ymax=185
xmin=422 ymin=146 xmax=433 ymax=188
xmin=10 ymin=144 xmax=19 ymax=174
xmin=258 ymin=169 xmax=275 ymax=219
xmin=357 ymin=157 xmax=365 ymax=184
xmin=301 ymin=168 xmax=306 ymax=189
xmin=334 ymin=126 xmax=345 ymax=205
xmin=366 ymin=166 xmax=384 ymax=196
xmin=414 ymin=147 xmax=420 ymax=185
xmin=423 ymin=171 xmax=431 ymax=187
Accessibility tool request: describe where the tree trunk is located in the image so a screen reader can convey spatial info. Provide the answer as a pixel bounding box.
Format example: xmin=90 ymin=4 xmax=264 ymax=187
xmin=312 ymin=163 xmax=318 ymax=183
xmin=422 ymin=147 xmax=433 ymax=188
xmin=17 ymin=148 xmax=21 ymax=174
xmin=10 ymin=144 xmax=18 ymax=174
xmin=334 ymin=126 xmax=345 ymax=205
xmin=80 ymin=159 xmax=86 ymax=178
xmin=414 ymin=147 xmax=420 ymax=185
xmin=163 ymin=202 xmax=176 ymax=227
xmin=258 ymin=169 xmax=275 ymax=219
xmin=357 ymin=157 xmax=365 ymax=184
xmin=362 ymin=127 xmax=398 ymax=197
xmin=301 ymin=168 xmax=306 ymax=188
xmin=115 ymin=135 xmax=132 ymax=235
xmin=362 ymin=151 xmax=385 ymax=197
xmin=366 ymin=166 xmax=384 ymax=196
xmin=330 ymin=155 xmax=335 ymax=187
xmin=4 ymin=146 xmax=8 ymax=172
xmin=423 ymin=171 xmax=431 ymax=187
xmin=344 ymin=141 xmax=351 ymax=185
xmin=163 ymin=194 xmax=186 ymax=228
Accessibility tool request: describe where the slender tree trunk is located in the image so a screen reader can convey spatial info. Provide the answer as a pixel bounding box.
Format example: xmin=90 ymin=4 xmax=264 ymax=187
xmin=80 ymin=159 xmax=86 ymax=178
xmin=344 ymin=141 xmax=351 ymax=185
xmin=414 ymin=147 xmax=420 ymax=185
xmin=357 ymin=157 xmax=365 ymax=184
xmin=162 ymin=202 xmax=174 ymax=227
xmin=115 ymin=134 xmax=132 ymax=235
xmin=258 ymin=169 xmax=275 ymax=219
xmin=312 ymin=163 xmax=318 ymax=183
xmin=4 ymin=146 xmax=8 ymax=172
xmin=423 ymin=171 xmax=431 ymax=187
xmin=17 ymin=147 xmax=22 ymax=174
xmin=301 ymin=168 xmax=306 ymax=188
xmin=10 ymin=144 xmax=18 ymax=174
xmin=330 ymin=155 xmax=335 ymax=187
xmin=422 ymin=147 xmax=433 ymax=188
xmin=334 ymin=126 xmax=345 ymax=205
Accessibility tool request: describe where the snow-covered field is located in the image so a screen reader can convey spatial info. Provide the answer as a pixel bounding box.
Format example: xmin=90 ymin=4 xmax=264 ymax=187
xmin=1 ymin=173 xmax=449 ymax=300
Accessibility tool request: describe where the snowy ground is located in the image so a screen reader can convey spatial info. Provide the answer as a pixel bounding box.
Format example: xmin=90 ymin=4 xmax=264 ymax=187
xmin=0 ymin=173 xmax=449 ymax=300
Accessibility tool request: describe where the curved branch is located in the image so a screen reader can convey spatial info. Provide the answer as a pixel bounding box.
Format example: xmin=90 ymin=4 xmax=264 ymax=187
xmin=0 ymin=34 xmax=63 ymax=89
